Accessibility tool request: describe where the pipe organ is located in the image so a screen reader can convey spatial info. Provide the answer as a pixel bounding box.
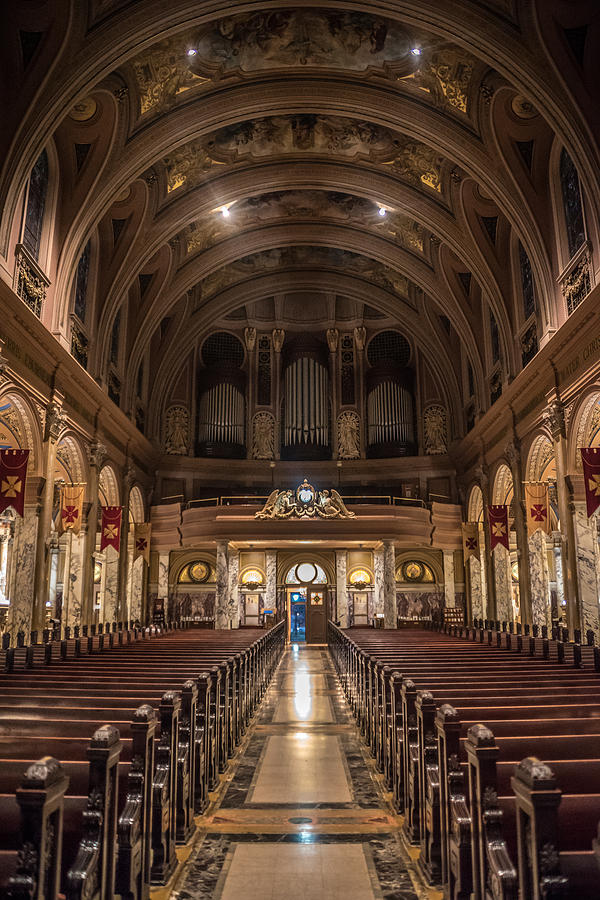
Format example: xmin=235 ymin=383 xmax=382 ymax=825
xmin=366 ymin=366 xmax=415 ymax=457
xmin=198 ymin=374 xmax=246 ymax=458
xmin=282 ymin=341 xmax=330 ymax=459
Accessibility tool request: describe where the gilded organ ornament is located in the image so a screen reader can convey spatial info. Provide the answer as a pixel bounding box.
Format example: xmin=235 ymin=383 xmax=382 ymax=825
xmin=256 ymin=479 xmax=356 ymax=519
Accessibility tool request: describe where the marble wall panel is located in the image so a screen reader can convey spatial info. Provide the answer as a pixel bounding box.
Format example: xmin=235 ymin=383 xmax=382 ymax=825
xmin=64 ymin=532 xmax=84 ymax=630
xmin=265 ymin=551 xmax=277 ymax=615
xmin=130 ymin=555 xmax=144 ymax=623
xmin=396 ymin=591 xmax=443 ymax=618
xmin=228 ymin=548 xmax=240 ymax=627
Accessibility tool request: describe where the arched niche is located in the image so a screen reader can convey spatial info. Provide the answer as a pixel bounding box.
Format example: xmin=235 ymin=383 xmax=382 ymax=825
xmin=129 ymin=484 xmax=145 ymax=524
xmin=571 ymin=389 xmax=600 ymax=472
xmin=492 ymin=462 xmax=514 ymax=507
xmin=0 ymin=390 xmax=42 ymax=472
xmin=467 ymin=483 xmax=484 ymax=523
xmin=98 ymin=464 xmax=120 ymax=506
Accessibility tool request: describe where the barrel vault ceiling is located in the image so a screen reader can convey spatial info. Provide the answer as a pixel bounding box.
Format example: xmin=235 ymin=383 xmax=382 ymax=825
xmin=1 ymin=1 xmax=599 ymax=443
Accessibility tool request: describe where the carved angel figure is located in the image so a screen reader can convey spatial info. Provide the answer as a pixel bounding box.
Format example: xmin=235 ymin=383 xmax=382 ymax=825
xmin=317 ymin=489 xmax=356 ymax=518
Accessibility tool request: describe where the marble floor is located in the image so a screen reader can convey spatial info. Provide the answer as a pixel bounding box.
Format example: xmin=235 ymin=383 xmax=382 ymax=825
xmin=169 ymin=645 xmax=442 ymax=900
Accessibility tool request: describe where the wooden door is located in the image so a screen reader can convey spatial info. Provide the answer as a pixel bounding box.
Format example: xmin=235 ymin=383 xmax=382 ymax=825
xmin=307 ymin=587 xmax=327 ymax=643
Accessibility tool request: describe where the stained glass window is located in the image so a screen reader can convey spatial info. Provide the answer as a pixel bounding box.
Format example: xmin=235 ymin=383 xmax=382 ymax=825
xmin=22 ymin=150 xmax=49 ymax=260
xmin=518 ymin=242 xmax=536 ymax=320
xmin=489 ymin=310 xmax=500 ymax=364
xmin=560 ymin=149 xmax=586 ymax=259
xmin=74 ymin=241 xmax=91 ymax=321
xmin=110 ymin=309 xmax=121 ymax=366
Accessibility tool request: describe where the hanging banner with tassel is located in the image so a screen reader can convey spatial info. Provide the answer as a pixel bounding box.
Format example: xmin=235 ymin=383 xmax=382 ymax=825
xmin=524 ymin=482 xmax=550 ymax=535
xmin=134 ymin=523 xmax=151 ymax=564
xmin=488 ymin=504 xmax=509 ymax=550
xmin=59 ymin=484 xmax=85 ymax=534
xmin=581 ymin=448 xmax=600 ymax=517
xmin=461 ymin=522 xmax=480 ymax=562
xmin=100 ymin=506 xmax=122 ymax=552
xmin=0 ymin=449 xmax=29 ymax=517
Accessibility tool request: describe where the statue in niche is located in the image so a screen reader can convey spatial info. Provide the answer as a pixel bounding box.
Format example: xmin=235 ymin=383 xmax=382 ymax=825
xmin=337 ymin=411 xmax=361 ymax=459
xmin=424 ymin=404 xmax=448 ymax=455
xmin=165 ymin=405 xmax=190 ymax=455
xmin=252 ymin=412 xmax=275 ymax=459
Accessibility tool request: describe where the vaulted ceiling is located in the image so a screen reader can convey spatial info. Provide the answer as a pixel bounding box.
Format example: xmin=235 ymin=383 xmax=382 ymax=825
xmin=2 ymin=1 xmax=600 ymax=443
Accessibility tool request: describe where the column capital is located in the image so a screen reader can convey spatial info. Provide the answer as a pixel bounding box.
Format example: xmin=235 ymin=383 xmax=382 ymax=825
xmin=353 ymin=326 xmax=366 ymax=351
xmin=87 ymin=441 xmax=107 ymax=469
xmin=474 ymin=463 xmax=489 ymax=490
xmin=326 ymin=328 xmax=339 ymax=353
xmin=44 ymin=400 xmax=64 ymax=442
xmin=503 ymin=439 xmax=521 ymax=470
xmin=544 ymin=400 xmax=565 ymax=440
xmin=244 ymin=326 xmax=256 ymax=352
xmin=272 ymin=328 xmax=285 ymax=352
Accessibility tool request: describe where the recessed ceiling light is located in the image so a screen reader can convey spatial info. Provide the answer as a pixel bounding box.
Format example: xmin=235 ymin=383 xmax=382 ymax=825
xmin=378 ymin=206 xmax=387 ymax=217
xmin=187 ymin=48 xmax=197 ymax=57
xmin=411 ymin=46 xmax=422 ymax=56
xmin=222 ymin=207 xmax=231 ymax=218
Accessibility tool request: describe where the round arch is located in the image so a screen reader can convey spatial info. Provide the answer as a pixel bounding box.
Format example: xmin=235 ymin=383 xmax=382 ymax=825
xmin=98 ymin=464 xmax=120 ymax=506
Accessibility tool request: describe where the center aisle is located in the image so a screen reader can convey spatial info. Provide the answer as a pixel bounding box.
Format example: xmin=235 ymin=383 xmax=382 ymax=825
xmin=172 ymin=645 xmax=439 ymax=900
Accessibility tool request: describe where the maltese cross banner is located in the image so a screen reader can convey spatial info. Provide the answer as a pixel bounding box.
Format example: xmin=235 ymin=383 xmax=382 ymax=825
xmin=0 ymin=449 xmax=29 ymax=517
xmin=488 ymin=504 xmax=509 ymax=550
xmin=59 ymin=485 xmax=84 ymax=534
xmin=134 ymin=523 xmax=151 ymax=564
xmin=461 ymin=522 xmax=480 ymax=563
xmin=524 ymin=482 xmax=550 ymax=536
xmin=100 ymin=506 xmax=122 ymax=552
xmin=581 ymin=448 xmax=600 ymax=517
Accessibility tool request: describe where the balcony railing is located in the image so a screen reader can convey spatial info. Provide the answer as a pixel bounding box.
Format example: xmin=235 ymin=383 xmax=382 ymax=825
xmin=14 ymin=243 xmax=49 ymax=318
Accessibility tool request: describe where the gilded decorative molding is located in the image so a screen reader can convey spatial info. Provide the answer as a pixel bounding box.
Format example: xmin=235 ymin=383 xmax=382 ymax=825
xmin=132 ymin=36 xmax=209 ymax=114
xmin=560 ymin=244 xmax=592 ymax=315
xmin=14 ymin=245 xmax=49 ymax=318
xmin=405 ymin=47 xmax=476 ymax=114
xmin=256 ymin=479 xmax=356 ymax=519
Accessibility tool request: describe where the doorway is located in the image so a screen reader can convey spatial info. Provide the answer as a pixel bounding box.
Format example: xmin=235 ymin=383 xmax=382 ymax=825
xmin=289 ymin=589 xmax=306 ymax=642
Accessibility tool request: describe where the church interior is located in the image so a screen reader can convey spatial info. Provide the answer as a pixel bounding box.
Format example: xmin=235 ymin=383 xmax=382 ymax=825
xmin=1 ymin=1 xmax=600 ymax=898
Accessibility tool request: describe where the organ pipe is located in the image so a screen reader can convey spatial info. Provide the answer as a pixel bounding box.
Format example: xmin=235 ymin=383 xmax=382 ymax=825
xmin=366 ymin=368 xmax=415 ymax=456
xmin=198 ymin=382 xmax=245 ymax=448
xmin=282 ymin=357 xmax=329 ymax=452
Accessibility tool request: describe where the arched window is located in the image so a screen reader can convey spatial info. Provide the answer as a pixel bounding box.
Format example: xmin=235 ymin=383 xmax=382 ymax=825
xmin=518 ymin=242 xmax=536 ymax=321
xmin=559 ymin=148 xmax=586 ymax=259
xmin=489 ymin=310 xmax=500 ymax=364
xmin=74 ymin=241 xmax=91 ymax=322
xmin=22 ymin=150 xmax=49 ymax=261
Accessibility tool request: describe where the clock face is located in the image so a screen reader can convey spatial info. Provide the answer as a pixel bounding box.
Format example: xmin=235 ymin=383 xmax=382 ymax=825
xmin=298 ymin=487 xmax=313 ymax=503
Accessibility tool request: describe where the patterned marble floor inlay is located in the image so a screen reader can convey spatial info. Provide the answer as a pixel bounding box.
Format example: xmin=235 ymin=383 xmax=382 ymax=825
xmin=170 ymin=645 xmax=439 ymax=900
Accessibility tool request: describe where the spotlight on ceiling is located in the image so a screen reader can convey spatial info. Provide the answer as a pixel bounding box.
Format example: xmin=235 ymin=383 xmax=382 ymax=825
xmin=411 ymin=46 xmax=422 ymax=56
xmin=378 ymin=206 xmax=387 ymax=217
xmin=221 ymin=206 xmax=231 ymax=218
xmin=187 ymin=48 xmax=197 ymax=57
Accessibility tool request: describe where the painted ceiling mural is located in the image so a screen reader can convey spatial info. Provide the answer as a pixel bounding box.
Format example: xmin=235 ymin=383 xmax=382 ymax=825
xmin=0 ymin=0 xmax=598 ymax=446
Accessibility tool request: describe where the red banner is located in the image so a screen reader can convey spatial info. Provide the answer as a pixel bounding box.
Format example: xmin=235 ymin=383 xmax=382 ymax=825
xmin=0 ymin=449 xmax=29 ymax=517
xmin=488 ymin=504 xmax=509 ymax=551
xmin=100 ymin=506 xmax=122 ymax=553
xmin=581 ymin=448 xmax=600 ymax=517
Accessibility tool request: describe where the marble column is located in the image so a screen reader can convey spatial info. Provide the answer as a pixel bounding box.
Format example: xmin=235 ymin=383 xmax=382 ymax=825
xmin=573 ymin=503 xmax=600 ymax=641
xmin=383 ymin=540 xmax=396 ymax=628
xmin=63 ymin=531 xmax=85 ymax=630
xmin=9 ymin=505 xmax=40 ymax=636
xmin=32 ymin=401 xmax=62 ymax=632
xmin=47 ymin=538 xmax=59 ymax=621
xmin=505 ymin=441 xmax=532 ymax=624
xmin=493 ymin=545 xmax=513 ymax=623
xmin=103 ymin=546 xmax=119 ymax=623
xmin=468 ymin=556 xmax=483 ymax=620
xmin=215 ymin=540 xmax=229 ymax=629
xmin=476 ymin=465 xmax=496 ymax=619
xmin=552 ymin=533 xmax=565 ymax=620
xmin=265 ymin=550 xmax=277 ymax=616
xmin=82 ymin=442 xmax=103 ymax=624
xmin=335 ymin=550 xmax=348 ymax=627
xmin=544 ymin=400 xmax=579 ymax=634
xmin=117 ymin=469 xmax=133 ymax=622
xmin=528 ymin=530 xmax=551 ymax=630
xmin=443 ymin=551 xmax=455 ymax=608
xmin=227 ymin=545 xmax=240 ymax=628
xmin=374 ymin=546 xmax=384 ymax=617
